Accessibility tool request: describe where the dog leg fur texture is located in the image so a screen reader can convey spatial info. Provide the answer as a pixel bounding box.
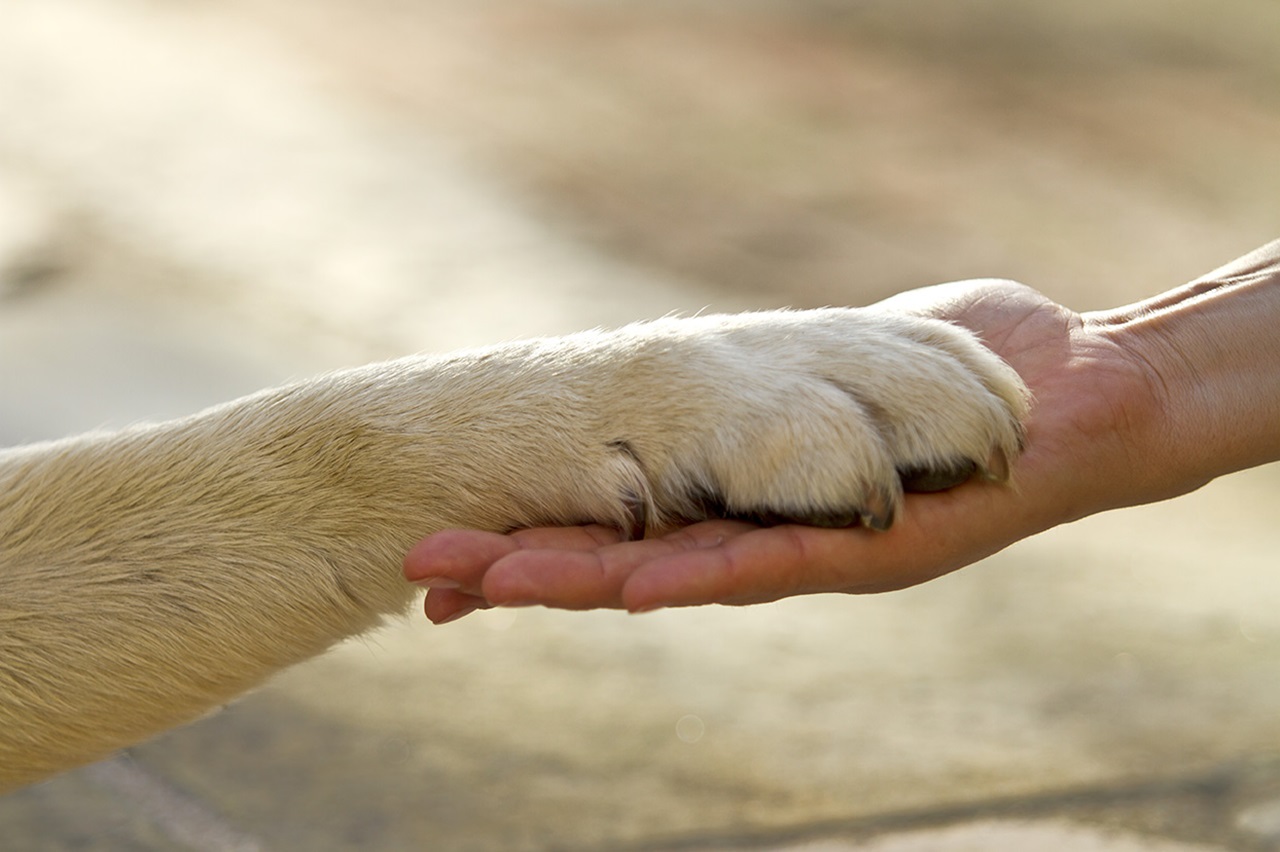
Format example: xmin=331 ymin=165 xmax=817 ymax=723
xmin=0 ymin=308 xmax=1028 ymax=791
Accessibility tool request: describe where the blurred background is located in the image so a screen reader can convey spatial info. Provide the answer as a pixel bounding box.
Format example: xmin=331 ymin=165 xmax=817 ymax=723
xmin=1 ymin=1 xmax=1278 ymax=850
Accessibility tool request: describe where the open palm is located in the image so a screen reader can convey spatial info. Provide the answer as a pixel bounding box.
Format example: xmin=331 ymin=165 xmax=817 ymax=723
xmin=406 ymin=278 xmax=1166 ymax=622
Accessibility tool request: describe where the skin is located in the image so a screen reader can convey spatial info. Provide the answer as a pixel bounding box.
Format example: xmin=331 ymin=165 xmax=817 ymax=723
xmin=405 ymin=239 xmax=1280 ymax=622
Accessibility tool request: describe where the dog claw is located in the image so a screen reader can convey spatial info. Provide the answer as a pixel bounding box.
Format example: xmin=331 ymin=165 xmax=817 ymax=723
xmin=982 ymin=446 xmax=1011 ymax=483
xmin=621 ymin=489 xmax=648 ymax=541
xmin=859 ymin=488 xmax=896 ymax=531
xmin=898 ymin=459 xmax=977 ymax=493
xmin=801 ymin=510 xmax=862 ymax=529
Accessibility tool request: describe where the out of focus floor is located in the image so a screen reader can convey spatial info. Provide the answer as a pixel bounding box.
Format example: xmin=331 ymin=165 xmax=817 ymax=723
xmin=2 ymin=2 xmax=1279 ymax=850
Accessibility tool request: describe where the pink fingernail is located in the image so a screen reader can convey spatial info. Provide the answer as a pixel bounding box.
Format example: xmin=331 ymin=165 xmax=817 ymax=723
xmin=434 ymin=604 xmax=479 ymax=625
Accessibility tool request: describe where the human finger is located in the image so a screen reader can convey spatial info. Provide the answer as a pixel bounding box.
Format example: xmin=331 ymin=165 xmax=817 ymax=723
xmin=480 ymin=520 xmax=760 ymax=609
xmin=618 ymin=485 xmax=1019 ymax=611
xmin=403 ymin=529 xmax=522 ymax=595
xmin=422 ymin=587 xmax=490 ymax=625
xmin=404 ymin=525 xmax=630 ymax=597
xmin=618 ymin=524 xmax=872 ymax=611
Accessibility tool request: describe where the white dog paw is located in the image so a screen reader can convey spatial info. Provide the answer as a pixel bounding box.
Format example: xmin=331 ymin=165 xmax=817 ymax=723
xmin=610 ymin=308 xmax=1030 ymax=533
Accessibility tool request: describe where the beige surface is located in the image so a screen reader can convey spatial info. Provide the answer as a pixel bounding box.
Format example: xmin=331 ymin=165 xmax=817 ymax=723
xmin=746 ymin=821 xmax=1233 ymax=852
xmin=1 ymin=2 xmax=1278 ymax=850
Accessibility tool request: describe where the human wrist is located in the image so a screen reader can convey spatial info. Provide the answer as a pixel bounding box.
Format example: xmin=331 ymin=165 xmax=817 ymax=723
xmin=1099 ymin=241 xmax=1280 ymax=497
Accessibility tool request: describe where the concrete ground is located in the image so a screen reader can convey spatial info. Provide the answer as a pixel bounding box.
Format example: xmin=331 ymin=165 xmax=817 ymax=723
xmin=2 ymin=2 xmax=1279 ymax=850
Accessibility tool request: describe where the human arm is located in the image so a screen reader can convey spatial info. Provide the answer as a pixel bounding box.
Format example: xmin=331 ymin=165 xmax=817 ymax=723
xmin=406 ymin=239 xmax=1280 ymax=620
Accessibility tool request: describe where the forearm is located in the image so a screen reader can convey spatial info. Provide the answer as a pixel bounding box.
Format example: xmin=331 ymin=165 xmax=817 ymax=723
xmin=1093 ymin=239 xmax=1280 ymax=498
xmin=0 ymin=378 xmax=429 ymax=790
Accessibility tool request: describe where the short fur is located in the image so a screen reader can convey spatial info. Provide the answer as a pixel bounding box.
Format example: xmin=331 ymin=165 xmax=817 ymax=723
xmin=0 ymin=308 xmax=1028 ymax=791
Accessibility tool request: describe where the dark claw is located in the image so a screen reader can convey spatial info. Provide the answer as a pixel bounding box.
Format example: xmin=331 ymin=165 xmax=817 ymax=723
xmin=858 ymin=487 xmax=896 ymax=531
xmin=734 ymin=508 xmax=867 ymax=529
xmin=685 ymin=488 xmax=895 ymax=531
xmin=897 ymin=459 xmax=978 ymax=493
xmin=800 ymin=510 xmax=863 ymax=529
xmin=609 ymin=439 xmax=650 ymax=540
xmin=620 ymin=488 xmax=648 ymax=541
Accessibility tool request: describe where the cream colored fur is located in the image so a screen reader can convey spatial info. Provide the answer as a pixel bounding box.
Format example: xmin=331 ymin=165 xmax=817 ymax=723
xmin=0 ymin=307 xmax=1028 ymax=791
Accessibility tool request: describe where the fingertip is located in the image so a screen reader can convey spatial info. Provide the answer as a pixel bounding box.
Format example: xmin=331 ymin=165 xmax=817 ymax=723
xmin=433 ymin=603 xmax=482 ymax=626
xmin=402 ymin=529 xmax=518 ymax=584
xmin=423 ymin=587 xmax=489 ymax=625
xmin=402 ymin=529 xmax=454 ymax=581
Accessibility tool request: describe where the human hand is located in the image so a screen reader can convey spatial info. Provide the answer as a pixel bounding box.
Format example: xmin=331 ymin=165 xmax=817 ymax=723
xmin=405 ymin=277 xmax=1174 ymax=623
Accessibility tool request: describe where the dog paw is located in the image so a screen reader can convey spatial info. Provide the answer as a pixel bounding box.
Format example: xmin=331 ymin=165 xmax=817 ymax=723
xmin=607 ymin=308 xmax=1030 ymax=533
